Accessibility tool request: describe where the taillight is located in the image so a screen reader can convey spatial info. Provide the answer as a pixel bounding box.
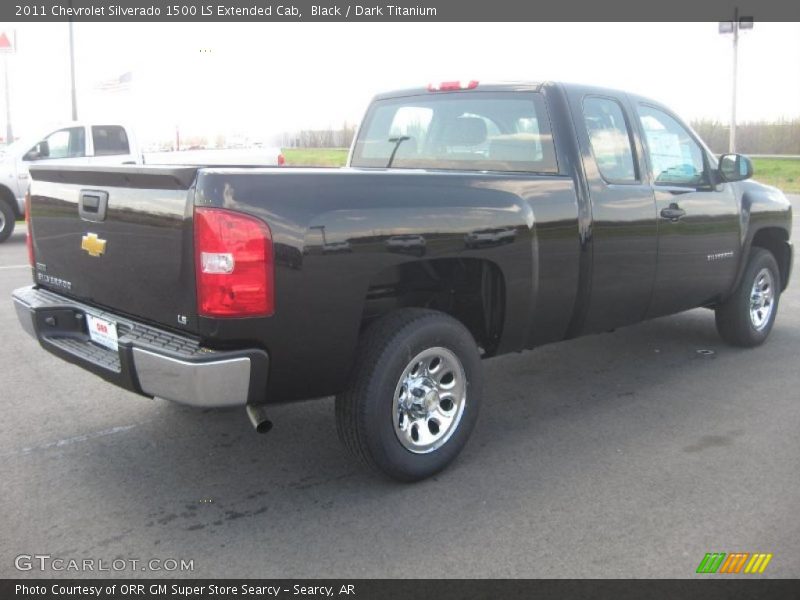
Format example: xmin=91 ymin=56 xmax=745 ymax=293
xmin=25 ymin=192 xmax=34 ymax=267
xmin=427 ymin=80 xmax=479 ymax=92
xmin=277 ymin=153 xmax=286 ymax=167
xmin=194 ymin=207 xmax=274 ymax=318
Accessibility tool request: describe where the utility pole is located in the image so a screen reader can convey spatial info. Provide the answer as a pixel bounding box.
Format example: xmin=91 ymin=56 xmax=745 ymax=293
xmin=68 ymin=2 xmax=78 ymax=120
xmin=0 ymin=30 xmax=15 ymax=143
xmin=719 ymin=10 xmax=753 ymax=153
xmin=3 ymin=56 xmax=11 ymax=143
xmin=730 ymin=7 xmax=739 ymax=153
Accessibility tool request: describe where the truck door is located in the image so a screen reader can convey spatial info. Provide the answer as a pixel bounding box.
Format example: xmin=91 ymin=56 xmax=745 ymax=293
xmin=21 ymin=125 xmax=90 ymax=166
xmin=635 ymin=104 xmax=740 ymax=317
xmin=571 ymin=93 xmax=658 ymax=333
xmin=18 ymin=126 xmax=90 ymax=197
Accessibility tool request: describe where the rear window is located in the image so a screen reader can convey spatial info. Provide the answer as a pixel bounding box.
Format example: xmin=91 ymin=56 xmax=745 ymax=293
xmin=92 ymin=125 xmax=130 ymax=156
xmin=351 ymin=92 xmax=558 ymax=173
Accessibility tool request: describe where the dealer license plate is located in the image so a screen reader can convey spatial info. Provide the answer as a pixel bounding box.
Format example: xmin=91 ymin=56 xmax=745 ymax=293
xmin=86 ymin=314 xmax=119 ymax=351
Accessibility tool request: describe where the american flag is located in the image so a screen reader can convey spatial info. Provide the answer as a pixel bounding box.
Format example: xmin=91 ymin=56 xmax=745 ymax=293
xmin=95 ymin=71 xmax=133 ymax=92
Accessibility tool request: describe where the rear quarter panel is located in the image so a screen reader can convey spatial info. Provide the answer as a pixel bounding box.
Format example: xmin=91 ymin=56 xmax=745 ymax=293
xmin=194 ymin=168 xmax=581 ymax=402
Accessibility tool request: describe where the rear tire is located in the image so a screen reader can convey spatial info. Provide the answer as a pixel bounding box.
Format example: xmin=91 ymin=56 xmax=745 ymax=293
xmin=715 ymin=248 xmax=781 ymax=347
xmin=335 ymin=308 xmax=483 ymax=482
xmin=0 ymin=200 xmax=15 ymax=244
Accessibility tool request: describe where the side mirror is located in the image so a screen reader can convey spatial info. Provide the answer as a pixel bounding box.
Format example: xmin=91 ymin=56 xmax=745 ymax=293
xmin=23 ymin=140 xmax=50 ymax=161
xmin=718 ymin=153 xmax=753 ymax=182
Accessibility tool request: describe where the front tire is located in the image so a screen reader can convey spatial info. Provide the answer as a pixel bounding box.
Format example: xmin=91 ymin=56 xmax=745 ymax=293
xmin=336 ymin=308 xmax=483 ymax=482
xmin=0 ymin=200 xmax=15 ymax=244
xmin=715 ymin=248 xmax=781 ymax=347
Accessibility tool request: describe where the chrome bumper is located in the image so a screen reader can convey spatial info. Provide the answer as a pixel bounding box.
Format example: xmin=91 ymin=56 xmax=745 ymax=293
xmin=12 ymin=286 xmax=268 ymax=408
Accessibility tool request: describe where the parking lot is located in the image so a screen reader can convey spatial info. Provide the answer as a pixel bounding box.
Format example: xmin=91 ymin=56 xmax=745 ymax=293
xmin=2 ymin=197 xmax=799 ymax=579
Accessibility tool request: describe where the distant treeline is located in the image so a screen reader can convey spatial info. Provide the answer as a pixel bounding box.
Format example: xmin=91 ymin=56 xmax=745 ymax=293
xmin=283 ymin=123 xmax=357 ymax=149
xmin=691 ymin=119 xmax=800 ymax=155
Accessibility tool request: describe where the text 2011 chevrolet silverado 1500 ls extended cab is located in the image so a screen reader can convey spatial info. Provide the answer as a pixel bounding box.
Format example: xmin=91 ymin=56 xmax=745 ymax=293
xmin=12 ymin=81 xmax=793 ymax=481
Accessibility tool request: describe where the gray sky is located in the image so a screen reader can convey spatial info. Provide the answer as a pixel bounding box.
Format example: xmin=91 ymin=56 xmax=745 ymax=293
xmin=3 ymin=21 xmax=799 ymax=145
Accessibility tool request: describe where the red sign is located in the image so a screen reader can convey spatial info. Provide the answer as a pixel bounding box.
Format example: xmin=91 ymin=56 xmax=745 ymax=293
xmin=0 ymin=32 xmax=14 ymax=53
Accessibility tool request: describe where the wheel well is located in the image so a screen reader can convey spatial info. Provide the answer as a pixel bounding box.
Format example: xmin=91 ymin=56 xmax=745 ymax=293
xmin=361 ymin=258 xmax=506 ymax=355
xmin=751 ymin=228 xmax=791 ymax=290
xmin=0 ymin=185 xmax=20 ymax=218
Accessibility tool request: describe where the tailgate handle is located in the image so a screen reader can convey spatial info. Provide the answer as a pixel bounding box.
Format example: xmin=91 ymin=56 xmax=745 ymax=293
xmin=79 ymin=190 xmax=109 ymax=222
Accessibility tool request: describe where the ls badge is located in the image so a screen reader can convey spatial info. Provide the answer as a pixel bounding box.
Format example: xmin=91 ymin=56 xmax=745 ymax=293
xmin=81 ymin=233 xmax=107 ymax=257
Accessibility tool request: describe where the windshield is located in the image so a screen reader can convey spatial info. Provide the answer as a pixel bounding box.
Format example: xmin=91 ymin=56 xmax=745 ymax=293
xmin=351 ymin=92 xmax=558 ymax=173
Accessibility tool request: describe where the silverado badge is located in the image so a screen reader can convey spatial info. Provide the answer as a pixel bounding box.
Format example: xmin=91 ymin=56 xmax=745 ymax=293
xmin=81 ymin=233 xmax=107 ymax=257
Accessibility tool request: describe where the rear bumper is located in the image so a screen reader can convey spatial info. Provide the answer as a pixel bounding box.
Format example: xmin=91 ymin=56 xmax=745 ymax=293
xmin=12 ymin=286 xmax=268 ymax=408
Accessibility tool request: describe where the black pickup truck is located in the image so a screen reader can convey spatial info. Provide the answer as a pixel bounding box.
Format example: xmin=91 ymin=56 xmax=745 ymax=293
xmin=13 ymin=81 xmax=793 ymax=481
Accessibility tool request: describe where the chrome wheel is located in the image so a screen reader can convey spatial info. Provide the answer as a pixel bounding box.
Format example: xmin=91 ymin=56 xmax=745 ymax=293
xmin=749 ymin=267 xmax=775 ymax=331
xmin=392 ymin=347 xmax=467 ymax=454
xmin=0 ymin=211 xmax=6 ymax=233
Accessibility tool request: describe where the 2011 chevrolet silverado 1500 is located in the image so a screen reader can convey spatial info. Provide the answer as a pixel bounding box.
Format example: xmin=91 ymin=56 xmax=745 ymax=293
xmin=12 ymin=81 xmax=793 ymax=481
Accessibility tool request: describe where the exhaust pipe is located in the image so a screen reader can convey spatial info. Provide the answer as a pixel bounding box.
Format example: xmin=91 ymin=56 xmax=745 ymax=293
xmin=246 ymin=404 xmax=273 ymax=434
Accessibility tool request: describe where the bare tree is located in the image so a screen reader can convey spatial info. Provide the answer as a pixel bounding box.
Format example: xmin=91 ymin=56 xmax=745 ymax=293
xmin=692 ymin=118 xmax=800 ymax=155
xmin=292 ymin=125 xmax=359 ymax=149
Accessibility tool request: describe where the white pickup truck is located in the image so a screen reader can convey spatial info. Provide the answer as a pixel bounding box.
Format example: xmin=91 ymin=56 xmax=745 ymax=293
xmin=0 ymin=122 xmax=284 ymax=242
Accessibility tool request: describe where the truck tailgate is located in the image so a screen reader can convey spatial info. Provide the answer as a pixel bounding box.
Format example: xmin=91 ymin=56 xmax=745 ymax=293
xmin=27 ymin=165 xmax=199 ymax=331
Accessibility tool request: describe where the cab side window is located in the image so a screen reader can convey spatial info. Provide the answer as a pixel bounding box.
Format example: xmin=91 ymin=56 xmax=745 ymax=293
xmin=638 ymin=105 xmax=707 ymax=186
xmin=583 ymin=97 xmax=638 ymax=183
xmin=92 ymin=125 xmax=130 ymax=156
xmin=25 ymin=127 xmax=86 ymax=160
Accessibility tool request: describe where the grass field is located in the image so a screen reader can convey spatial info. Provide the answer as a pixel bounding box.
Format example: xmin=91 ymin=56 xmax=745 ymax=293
xmin=282 ymin=148 xmax=348 ymax=167
xmin=751 ymin=158 xmax=800 ymax=193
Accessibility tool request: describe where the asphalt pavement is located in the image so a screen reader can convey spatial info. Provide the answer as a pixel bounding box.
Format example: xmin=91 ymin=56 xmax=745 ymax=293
xmin=2 ymin=198 xmax=799 ymax=578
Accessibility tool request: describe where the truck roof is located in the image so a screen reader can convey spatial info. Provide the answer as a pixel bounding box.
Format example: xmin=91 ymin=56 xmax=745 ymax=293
xmin=373 ymin=81 xmax=545 ymax=100
xmin=372 ymin=80 xmax=661 ymax=107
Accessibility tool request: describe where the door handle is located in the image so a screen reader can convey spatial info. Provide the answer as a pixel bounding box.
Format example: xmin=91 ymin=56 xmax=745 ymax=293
xmin=660 ymin=204 xmax=686 ymax=221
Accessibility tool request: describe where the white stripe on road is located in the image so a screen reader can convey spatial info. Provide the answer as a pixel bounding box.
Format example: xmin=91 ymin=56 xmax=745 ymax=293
xmin=0 ymin=264 xmax=29 ymax=270
xmin=2 ymin=424 xmax=137 ymax=457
